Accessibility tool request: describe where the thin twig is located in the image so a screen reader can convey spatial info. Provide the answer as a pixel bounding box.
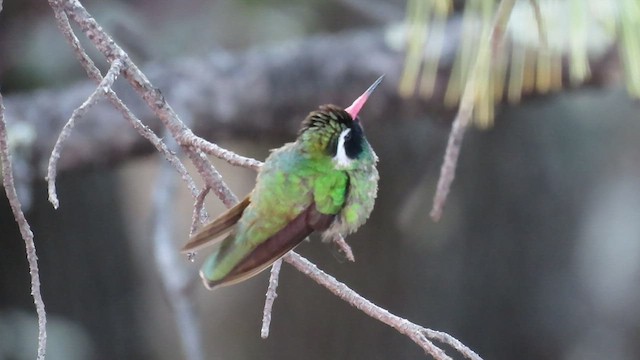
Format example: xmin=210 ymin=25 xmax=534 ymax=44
xmin=422 ymin=328 xmax=481 ymax=360
xmin=260 ymin=259 xmax=283 ymax=339
xmin=0 ymin=94 xmax=47 ymax=359
xmin=47 ymin=59 xmax=123 ymax=208
xmin=429 ymin=108 xmax=466 ymax=222
xmin=431 ymin=0 xmax=515 ymax=221
xmin=190 ymin=186 xmax=211 ymax=236
xmin=187 ymin=186 xmax=212 ymax=263
xmin=49 ymin=7 xmax=100 ymax=81
xmin=285 ymin=252 xmax=482 ymax=360
xmin=332 ymin=234 xmax=355 ymax=262
xmin=185 ymin=135 xmax=263 ymax=171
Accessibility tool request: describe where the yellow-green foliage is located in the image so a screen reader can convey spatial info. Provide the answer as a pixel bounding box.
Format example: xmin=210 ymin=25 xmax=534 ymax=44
xmin=400 ymin=0 xmax=636 ymax=127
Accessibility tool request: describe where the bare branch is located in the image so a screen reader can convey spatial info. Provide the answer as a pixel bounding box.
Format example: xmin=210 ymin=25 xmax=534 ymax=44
xmin=48 ymin=4 xmax=202 ymax=203
xmin=0 ymin=94 xmax=47 ymax=359
xmin=47 ymin=59 xmax=124 ymax=208
xmin=430 ymin=0 xmax=515 ymax=221
xmin=260 ymin=259 xmax=283 ymax=339
xmin=429 ymin=111 xmax=465 ymax=221
xmin=284 ymin=252 xmax=482 ymax=360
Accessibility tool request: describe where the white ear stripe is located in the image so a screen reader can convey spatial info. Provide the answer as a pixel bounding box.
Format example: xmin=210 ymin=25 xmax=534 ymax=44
xmin=334 ymin=129 xmax=352 ymax=167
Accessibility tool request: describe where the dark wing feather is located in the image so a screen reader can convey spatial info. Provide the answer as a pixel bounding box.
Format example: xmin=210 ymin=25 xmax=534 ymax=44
xmin=203 ymin=203 xmax=334 ymax=289
xmin=181 ymin=194 xmax=251 ymax=253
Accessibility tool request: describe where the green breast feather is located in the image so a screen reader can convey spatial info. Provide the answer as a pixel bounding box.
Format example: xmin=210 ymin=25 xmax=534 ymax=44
xmin=328 ymin=146 xmax=378 ymax=239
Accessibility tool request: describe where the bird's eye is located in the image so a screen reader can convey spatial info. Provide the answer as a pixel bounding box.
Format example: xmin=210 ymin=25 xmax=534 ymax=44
xmin=344 ymin=130 xmax=352 ymax=141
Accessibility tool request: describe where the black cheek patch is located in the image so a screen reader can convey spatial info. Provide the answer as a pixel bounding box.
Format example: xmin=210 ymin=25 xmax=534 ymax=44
xmin=345 ymin=123 xmax=364 ymax=159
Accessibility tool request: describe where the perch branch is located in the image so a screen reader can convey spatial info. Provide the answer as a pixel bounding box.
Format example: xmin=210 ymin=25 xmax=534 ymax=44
xmin=285 ymin=252 xmax=482 ymax=360
xmin=0 ymin=94 xmax=47 ymax=359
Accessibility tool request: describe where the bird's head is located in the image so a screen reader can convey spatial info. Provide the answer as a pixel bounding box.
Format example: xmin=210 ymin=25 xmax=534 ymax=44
xmin=298 ymin=75 xmax=383 ymax=170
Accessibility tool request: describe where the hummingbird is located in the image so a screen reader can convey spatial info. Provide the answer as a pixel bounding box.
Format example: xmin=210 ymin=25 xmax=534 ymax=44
xmin=182 ymin=76 xmax=383 ymax=290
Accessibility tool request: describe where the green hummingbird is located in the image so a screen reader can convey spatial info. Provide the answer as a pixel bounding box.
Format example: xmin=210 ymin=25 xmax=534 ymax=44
xmin=182 ymin=76 xmax=383 ymax=290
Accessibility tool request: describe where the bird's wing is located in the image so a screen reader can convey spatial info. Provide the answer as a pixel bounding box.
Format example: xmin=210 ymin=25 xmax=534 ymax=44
xmin=181 ymin=194 xmax=251 ymax=253
xmin=203 ymin=202 xmax=334 ymax=289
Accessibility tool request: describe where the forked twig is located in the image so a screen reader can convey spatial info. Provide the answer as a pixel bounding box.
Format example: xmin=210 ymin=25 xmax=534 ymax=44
xmin=47 ymin=59 xmax=124 ymax=208
xmin=48 ymin=6 xmax=201 ymax=204
xmin=0 ymin=94 xmax=47 ymax=359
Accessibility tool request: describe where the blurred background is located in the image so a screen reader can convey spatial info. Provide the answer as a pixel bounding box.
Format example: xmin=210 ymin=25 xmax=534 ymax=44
xmin=1 ymin=0 xmax=640 ymax=359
